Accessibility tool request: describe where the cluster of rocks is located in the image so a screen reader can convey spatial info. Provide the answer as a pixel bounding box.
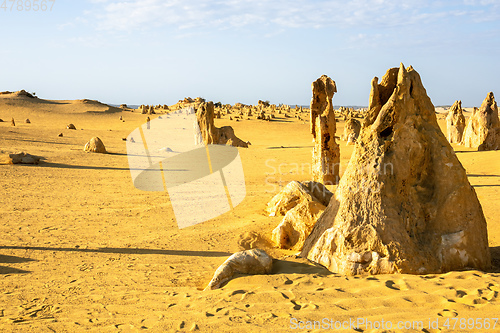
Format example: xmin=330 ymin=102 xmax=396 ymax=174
xmin=444 ymin=93 xmax=500 ymax=150
xmin=129 ymin=96 xmax=348 ymax=124
xmin=138 ymin=105 xmax=156 ymax=114
xmin=337 ymin=106 xmax=364 ymax=120
xmin=299 ymin=64 xmax=491 ymax=275
xmin=213 ymin=102 xmax=307 ymax=122
xmin=202 ymin=64 xmax=493 ymax=290
xmin=4 ymin=118 xmax=33 ymax=126
xmin=458 ymin=92 xmax=500 ymax=150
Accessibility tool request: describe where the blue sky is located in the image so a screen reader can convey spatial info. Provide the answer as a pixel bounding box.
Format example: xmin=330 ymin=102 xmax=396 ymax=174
xmin=1 ymin=0 xmax=499 ymax=106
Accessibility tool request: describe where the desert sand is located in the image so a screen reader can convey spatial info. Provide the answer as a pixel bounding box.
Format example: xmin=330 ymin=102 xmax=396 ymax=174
xmin=0 ymin=93 xmax=499 ymax=332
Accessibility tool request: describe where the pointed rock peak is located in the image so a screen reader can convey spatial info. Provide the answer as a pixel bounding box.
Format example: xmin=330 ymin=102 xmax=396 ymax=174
xmin=461 ymin=91 xmax=499 ymax=150
xmin=300 ymin=65 xmax=491 ymax=275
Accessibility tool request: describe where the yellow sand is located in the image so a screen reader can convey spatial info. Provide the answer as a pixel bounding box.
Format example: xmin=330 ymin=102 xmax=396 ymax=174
xmin=0 ymin=95 xmax=499 ymax=332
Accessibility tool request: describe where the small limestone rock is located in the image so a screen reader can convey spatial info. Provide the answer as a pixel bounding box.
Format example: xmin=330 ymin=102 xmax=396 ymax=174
xmin=83 ymin=137 xmax=106 ymax=153
xmin=204 ymin=249 xmax=273 ymax=290
xmin=25 ymin=118 xmax=30 ymax=124
xmin=11 ymin=118 xmax=15 ymax=126
xmin=58 ymin=133 xmax=63 ymax=137
xmin=67 ymin=124 xmax=76 ymax=130
xmin=7 ymin=152 xmax=41 ymax=164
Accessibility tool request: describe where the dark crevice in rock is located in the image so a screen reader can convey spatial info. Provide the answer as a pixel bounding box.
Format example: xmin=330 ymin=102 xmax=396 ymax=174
xmin=380 ymin=126 xmax=393 ymax=138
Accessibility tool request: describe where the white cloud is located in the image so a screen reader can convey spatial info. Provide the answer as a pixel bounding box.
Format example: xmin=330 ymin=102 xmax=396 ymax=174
xmin=74 ymin=0 xmax=499 ymax=35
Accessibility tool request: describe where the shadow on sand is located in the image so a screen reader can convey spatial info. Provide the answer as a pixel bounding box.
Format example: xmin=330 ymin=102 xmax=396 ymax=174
xmin=39 ymin=161 xmax=131 ymax=171
xmin=1 ymin=137 xmax=74 ymax=146
xmin=473 ymin=184 xmax=500 ymax=188
xmin=0 ymin=254 xmax=36 ymax=275
xmin=267 ymin=145 xmax=314 ymax=150
xmin=0 ymin=246 xmax=231 ymax=257
xmin=271 ymin=258 xmax=332 ymax=276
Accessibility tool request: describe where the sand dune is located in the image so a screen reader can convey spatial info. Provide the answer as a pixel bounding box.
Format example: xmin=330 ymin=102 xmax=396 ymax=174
xmin=0 ymin=93 xmax=122 ymax=115
xmin=0 ymin=95 xmax=499 ymax=332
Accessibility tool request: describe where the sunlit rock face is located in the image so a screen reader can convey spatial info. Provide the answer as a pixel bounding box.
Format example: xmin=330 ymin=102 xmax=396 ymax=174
xmin=301 ymin=64 xmax=491 ymax=275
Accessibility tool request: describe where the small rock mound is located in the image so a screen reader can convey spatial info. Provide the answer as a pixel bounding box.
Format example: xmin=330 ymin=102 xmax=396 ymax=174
xmin=238 ymin=231 xmax=272 ymax=250
xmin=67 ymin=124 xmax=76 ymax=130
xmin=84 ymin=137 xmax=106 ymax=153
xmin=25 ymin=118 xmax=31 ymax=124
xmin=204 ymin=249 xmax=273 ymax=290
xmin=268 ymin=181 xmax=332 ymax=250
xmin=5 ymin=152 xmax=41 ymax=164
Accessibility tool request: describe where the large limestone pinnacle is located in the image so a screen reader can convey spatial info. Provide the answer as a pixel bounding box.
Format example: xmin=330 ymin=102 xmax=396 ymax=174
xmin=301 ymin=64 xmax=491 ymax=275
xmin=310 ymin=75 xmax=340 ymax=185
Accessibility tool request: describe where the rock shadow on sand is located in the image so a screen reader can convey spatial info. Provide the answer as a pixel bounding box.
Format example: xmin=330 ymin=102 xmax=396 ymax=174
xmin=0 ymin=246 xmax=231 ymax=257
xmin=39 ymin=162 xmax=131 ymax=171
xmin=0 ymin=254 xmax=36 ymax=274
xmin=271 ymin=257 xmax=332 ymax=276
xmin=266 ymin=145 xmax=313 ymax=149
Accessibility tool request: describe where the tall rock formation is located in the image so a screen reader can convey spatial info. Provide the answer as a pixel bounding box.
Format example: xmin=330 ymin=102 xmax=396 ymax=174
xmin=300 ymin=64 xmax=491 ymax=275
xmin=196 ymin=102 xmax=248 ymax=148
xmin=446 ymin=100 xmax=466 ymax=143
xmin=310 ymin=75 xmax=340 ymax=185
xmin=461 ymin=92 xmax=500 ymax=151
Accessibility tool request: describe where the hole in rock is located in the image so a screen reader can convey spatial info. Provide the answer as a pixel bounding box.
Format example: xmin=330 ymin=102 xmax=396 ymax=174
xmin=380 ymin=126 xmax=393 ymax=138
